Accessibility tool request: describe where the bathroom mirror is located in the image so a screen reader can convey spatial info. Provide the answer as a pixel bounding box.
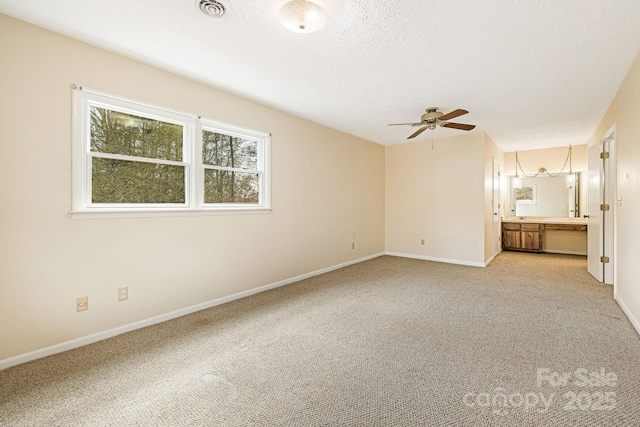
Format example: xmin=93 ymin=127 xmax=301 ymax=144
xmin=505 ymin=172 xmax=586 ymax=218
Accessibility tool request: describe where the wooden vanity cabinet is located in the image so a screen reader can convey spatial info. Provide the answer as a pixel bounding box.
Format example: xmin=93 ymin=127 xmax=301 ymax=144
xmin=502 ymin=222 xmax=542 ymax=252
xmin=521 ymin=223 xmax=542 ymax=251
xmin=502 ymin=223 xmax=522 ymax=250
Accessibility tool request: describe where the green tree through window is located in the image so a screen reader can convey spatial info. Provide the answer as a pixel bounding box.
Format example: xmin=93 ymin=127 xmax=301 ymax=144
xmin=90 ymin=107 xmax=186 ymax=204
xmin=202 ymin=130 xmax=259 ymax=203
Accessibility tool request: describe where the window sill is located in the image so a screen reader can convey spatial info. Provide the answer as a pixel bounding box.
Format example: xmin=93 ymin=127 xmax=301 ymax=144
xmin=70 ymin=207 xmax=272 ymax=220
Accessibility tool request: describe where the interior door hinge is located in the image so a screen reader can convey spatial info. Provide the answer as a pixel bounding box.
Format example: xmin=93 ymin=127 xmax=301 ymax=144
xmin=600 ymin=204 xmax=610 ymax=211
xmin=600 ymin=152 xmax=610 ymax=159
xmin=600 ymin=256 xmax=610 ymax=263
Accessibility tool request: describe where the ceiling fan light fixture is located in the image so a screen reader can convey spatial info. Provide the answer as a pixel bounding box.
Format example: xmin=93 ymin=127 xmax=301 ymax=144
xmin=277 ymin=0 xmax=327 ymax=33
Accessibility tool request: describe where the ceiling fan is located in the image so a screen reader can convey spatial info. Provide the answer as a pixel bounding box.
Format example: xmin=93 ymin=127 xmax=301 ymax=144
xmin=388 ymin=107 xmax=476 ymax=139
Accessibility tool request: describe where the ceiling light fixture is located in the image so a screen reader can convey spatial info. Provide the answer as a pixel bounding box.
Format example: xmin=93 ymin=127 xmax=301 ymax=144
xmin=277 ymin=0 xmax=327 ymax=33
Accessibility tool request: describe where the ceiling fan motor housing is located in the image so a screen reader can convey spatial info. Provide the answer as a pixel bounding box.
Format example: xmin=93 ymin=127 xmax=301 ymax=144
xmin=421 ymin=108 xmax=443 ymax=123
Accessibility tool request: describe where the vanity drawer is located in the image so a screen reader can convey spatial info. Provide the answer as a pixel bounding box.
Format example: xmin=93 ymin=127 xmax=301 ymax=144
xmin=544 ymin=223 xmax=587 ymax=232
xmin=503 ymin=223 xmax=521 ymax=231
xmin=521 ymin=223 xmax=541 ymax=232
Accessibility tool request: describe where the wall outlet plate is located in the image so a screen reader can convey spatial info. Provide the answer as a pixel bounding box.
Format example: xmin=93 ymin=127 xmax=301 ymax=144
xmin=76 ymin=296 xmax=88 ymax=312
xmin=118 ymin=287 xmax=128 ymax=302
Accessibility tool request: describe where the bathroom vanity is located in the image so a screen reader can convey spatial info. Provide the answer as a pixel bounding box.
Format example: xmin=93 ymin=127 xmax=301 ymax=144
xmin=502 ymin=217 xmax=587 ymax=255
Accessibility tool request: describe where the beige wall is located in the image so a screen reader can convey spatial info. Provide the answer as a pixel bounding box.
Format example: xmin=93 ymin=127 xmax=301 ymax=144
xmin=0 ymin=15 xmax=385 ymax=362
xmin=542 ymin=230 xmax=587 ymax=256
xmin=385 ymin=133 xmax=488 ymax=266
xmin=586 ymin=52 xmax=640 ymax=332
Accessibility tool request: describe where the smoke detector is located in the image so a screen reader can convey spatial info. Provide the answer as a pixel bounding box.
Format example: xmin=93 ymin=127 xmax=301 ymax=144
xmin=196 ymin=0 xmax=230 ymax=17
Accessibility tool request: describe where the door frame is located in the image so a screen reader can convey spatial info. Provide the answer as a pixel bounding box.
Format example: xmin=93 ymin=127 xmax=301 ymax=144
xmin=603 ymin=125 xmax=617 ymax=290
xmin=587 ymin=125 xmax=617 ymax=287
xmin=493 ymin=157 xmax=501 ymax=257
xmin=587 ymin=141 xmax=603 ymax=282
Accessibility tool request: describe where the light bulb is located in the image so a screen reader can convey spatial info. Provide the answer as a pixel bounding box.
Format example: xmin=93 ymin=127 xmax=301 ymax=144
xmin=566 ymin=172 xmax=575 ymax=188
xmin=513 ymin=176 xmax=522 ymax=189
xmin=277 ymin=0 xmax=327 ymax=33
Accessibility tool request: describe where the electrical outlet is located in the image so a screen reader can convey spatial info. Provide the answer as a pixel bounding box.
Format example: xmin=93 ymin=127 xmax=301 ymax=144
xmin=76 ymin=296 xmax=88 ymax=312
xmin=351 ymin=231 xmax=355 ymax=238
xmin=118 ymin=287 xmax=128 ymax=302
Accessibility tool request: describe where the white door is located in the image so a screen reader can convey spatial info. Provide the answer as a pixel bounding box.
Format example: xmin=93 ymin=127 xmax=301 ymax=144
xmin=587 ymin=142 xmax=603 ymax=281
xmin=493 ymin=158 xmax=501 ymax=256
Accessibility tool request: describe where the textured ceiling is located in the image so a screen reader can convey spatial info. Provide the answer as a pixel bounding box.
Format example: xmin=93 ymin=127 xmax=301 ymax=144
xmin=2 ymin=0 xmax=640 ymax=151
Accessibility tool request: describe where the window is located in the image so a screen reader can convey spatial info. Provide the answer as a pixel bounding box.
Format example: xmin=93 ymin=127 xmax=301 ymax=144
xmin=201 ymin=124 xmax=261 ymax=205
xmin=72 ymin=88 xmax=270 ymax=218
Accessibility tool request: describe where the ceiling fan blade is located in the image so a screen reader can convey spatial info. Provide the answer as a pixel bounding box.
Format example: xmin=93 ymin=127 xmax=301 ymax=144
xmin=442 ymin=122 xmax=476 ymax=131
xmin=408 ymin=127 xmax=428 ymax=139
xmin=438 ymin=109 xmax=468 ymax=121
xmin=388 ymin=122 xmax=421 ymax=126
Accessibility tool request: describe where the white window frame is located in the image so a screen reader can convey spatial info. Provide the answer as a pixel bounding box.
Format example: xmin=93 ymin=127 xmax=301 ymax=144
xmin=71 ymin=87 xmax=271 ymax=219
xmin=199 ymin=119 xmax=268 ymax=209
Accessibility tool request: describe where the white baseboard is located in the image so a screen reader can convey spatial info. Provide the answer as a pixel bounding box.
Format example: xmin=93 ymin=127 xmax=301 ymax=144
xmin=0 ymin=252 xmax=385 ymax=371
xmin=385 ymin=251 xmax=485 ymax=268
xmin=615 ymin=293 xmax=640 ymax=337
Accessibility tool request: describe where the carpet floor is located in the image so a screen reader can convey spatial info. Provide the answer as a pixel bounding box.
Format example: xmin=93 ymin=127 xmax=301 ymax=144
xmin=1 ymin=252 xmax=639 ymax=426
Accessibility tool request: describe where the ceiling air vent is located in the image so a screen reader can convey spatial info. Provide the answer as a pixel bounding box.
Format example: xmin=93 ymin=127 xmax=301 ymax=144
xmin=196 ymin=0 xmax=228 ymax=17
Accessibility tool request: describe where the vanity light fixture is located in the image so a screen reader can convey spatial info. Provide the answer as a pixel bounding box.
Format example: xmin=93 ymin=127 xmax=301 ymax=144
xmin=277 ymin=0 xmax=327 ymax=33
xmin=565 ymin=145 xmax=575 ymax=188
xmin=513 ymin=145 xmax=575 ymax=185
xmin=513 ymin=151 xmax=522 ymax=189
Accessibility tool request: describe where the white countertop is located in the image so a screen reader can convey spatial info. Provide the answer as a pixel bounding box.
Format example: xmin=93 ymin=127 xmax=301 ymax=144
xmin=502 ymin=216 xmax=588 ymax=225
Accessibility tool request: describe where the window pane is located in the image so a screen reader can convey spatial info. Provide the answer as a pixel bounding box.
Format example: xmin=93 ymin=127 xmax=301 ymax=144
xmin=202 ymin=130 xmax=258 ymax=170
xmin=90 ymin=107 xmax=183 ymax=162
xmin=204 ymin=170 xmax=259 ymax=204
xmin=92 ymin=157 xmax=185 ymax=204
